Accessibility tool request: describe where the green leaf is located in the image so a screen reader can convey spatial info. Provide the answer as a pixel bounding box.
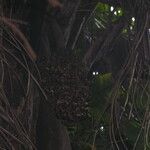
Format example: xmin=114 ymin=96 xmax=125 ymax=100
xmin=123 ymin=119 xmax=144 ymax=149
xmin=96 ymin=2 xmax=109 ymax=13
xmin=90 ymin=73 xmax=112 ymax=118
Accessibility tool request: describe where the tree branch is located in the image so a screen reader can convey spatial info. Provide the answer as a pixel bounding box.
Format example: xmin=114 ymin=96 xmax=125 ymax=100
xmin=83 ymin=17 xmax=125 ymax=70
xmin=98 ymin=0 xmax=121 ymax=6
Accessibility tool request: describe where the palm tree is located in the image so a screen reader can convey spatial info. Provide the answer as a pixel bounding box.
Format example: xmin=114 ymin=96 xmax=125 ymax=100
xmin=0 ymin=0 xmax=149 ymax=149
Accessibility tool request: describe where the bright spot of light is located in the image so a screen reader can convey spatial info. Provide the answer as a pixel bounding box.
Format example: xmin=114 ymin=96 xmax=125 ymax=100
xmin=130 ymin=26 xmax=133 ymax=30
xmin=118 ymin=10 xmax=121 ymax=14
xmin=100 ymin=126 xmax=104 ymax=131
xmin=114 ymin=11 xmax=117 ymax=15
xmin=132 ymin=17 xmax=135 ymax=22
xmin=110 ymin=6 xmax=114 ymax=12
xmin=93 ymin=72 xmax=96 ymax=75
xmin=93 ymin=72 xmax=99 ymax=76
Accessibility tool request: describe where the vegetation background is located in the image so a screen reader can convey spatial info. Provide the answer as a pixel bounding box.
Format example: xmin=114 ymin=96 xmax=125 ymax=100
xmin=0 ymin=0 xmax=149 ymax=149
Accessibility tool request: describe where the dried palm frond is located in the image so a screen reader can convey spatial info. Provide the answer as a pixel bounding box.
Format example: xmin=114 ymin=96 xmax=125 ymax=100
xmin=48 ymin=0 xmax=63 ymax=8
xmin=0 ymin=17 xmax=37 ymax=61
xmin=109 ymin=0 xmax=150 ymax=149
xmin=0 ymin=15 xmax=43 ymax=150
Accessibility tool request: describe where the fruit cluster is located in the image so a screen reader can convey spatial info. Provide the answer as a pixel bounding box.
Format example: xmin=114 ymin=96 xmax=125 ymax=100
xmin=39 ymin=55 xmax=90 ymax=122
